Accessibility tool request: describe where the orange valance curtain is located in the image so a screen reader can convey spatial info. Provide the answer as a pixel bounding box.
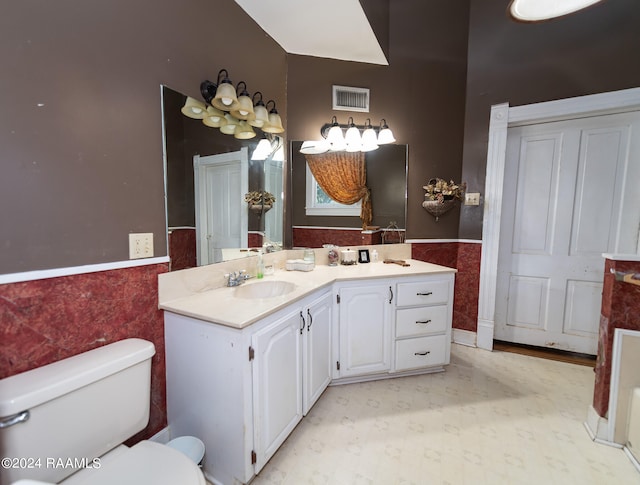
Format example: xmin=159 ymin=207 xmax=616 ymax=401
xmin=305 ymin=151 xmax=372 ymax=229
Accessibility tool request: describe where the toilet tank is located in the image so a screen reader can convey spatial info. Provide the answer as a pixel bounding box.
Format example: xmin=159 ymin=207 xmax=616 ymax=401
xmin=0 ymin=338 xmax=155 ymax=485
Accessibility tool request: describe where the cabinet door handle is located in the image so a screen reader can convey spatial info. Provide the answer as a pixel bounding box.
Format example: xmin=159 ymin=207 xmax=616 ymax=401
xmin=389 ymin=286 xmax=394 ymax=304
xmin=307 ymin=309 xmax=313 ymax=331
xmin=416 ymin=319 xmax=432 ymax=325
xmin=414 ymin=351 xmax=431 ymax=356
xmin=417 ymin=291 xmax=433 ymax=296
xmin=299 ymin=311 xmax=306 ymax=335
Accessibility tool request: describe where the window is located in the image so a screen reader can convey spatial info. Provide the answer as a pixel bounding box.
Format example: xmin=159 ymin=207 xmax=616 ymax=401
xmin=305 ymin=163 xmax=361 ymax=216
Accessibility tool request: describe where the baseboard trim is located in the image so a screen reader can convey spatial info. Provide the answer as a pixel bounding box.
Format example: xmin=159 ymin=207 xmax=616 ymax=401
xmin=452 ymin=329 xmax=477 ymax=348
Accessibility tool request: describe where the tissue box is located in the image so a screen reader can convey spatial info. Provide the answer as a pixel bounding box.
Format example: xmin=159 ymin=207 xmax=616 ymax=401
xmin=286 ymin=259 xmax=315 ymax=271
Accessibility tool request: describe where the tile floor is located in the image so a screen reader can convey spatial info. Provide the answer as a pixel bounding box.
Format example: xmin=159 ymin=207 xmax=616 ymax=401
xmin=244 ymin=344 xmax=639 ymax=485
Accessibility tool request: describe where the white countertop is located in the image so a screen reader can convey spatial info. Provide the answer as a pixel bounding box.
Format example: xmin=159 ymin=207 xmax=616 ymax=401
xmin=159 ymin=259 xmax=456 ymax=328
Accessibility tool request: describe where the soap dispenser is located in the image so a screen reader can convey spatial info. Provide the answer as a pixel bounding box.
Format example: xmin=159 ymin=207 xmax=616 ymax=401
xmin=257 ymin=251 xmax=265 ymax=279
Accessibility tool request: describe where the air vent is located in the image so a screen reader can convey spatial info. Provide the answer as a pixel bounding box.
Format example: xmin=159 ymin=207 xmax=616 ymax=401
xmin=332 ymin=85 xmax=370 ymax=112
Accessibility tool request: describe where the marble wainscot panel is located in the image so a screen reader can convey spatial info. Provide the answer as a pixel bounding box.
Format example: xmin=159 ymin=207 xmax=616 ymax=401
xmin=0 ymin=263 xmax=169 ymax=441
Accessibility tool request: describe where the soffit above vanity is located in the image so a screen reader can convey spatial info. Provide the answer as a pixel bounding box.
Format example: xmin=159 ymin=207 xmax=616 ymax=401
xmin=233 ymin=0 xmax=389 ymax=65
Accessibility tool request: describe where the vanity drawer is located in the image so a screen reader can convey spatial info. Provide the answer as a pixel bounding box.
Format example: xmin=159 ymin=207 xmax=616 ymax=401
xmin=395 ymin=335 xmax=447 ymax=371
xmin=396 ymin=306 xmax=448 ymax=338
xmin=396 ymin=280 xmax=450 ymax=307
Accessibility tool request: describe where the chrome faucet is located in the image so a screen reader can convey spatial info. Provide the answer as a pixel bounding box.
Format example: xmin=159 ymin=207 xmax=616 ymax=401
xmin=225 ymin=270 xmax=254 ymax=287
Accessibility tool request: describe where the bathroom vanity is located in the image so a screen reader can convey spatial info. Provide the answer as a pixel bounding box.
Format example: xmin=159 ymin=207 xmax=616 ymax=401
xmin=160 ymin=253 xmax=455 ymax=485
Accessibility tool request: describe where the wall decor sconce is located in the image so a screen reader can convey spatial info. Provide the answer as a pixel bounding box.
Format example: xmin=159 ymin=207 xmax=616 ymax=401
xmin=300 ymin=116 xmax=396 ymax=154
xmin=180 ymin=69 xmax=284 ymax=139
xmin=421 ymin=178 xmax=466 ymax=221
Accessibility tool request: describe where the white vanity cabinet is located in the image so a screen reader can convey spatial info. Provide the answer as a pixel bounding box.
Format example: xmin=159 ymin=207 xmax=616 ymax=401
xmin=302 ymin=291 xmax=333 ymax=415
xmin=335 ymin=281 xmax=393 ymax=378
xmin=393 ymin=275 xmax=454 ymax=372
xmin=164 ymin=287 xmax=332 ymax=485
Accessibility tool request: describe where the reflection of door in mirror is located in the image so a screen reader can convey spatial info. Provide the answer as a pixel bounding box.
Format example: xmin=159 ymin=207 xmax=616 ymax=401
xmin=194 ymin=148 xmax=248 ymax=265
xmin=264 ymin=156 xmax=283 ymax=246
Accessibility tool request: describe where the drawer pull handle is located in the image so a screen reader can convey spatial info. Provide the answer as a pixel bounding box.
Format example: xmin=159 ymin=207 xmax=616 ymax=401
xmin=416 ymin=319 xmax=432 ymax=325
xmin=414 ymin=351 xmax=431 ymax=356
xmin=417 ymin=292 xmax=433 ymax=296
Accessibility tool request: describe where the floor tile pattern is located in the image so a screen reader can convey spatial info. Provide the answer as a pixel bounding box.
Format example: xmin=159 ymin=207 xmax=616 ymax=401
xmin=250 ymin=344 xmax=638 ymax=485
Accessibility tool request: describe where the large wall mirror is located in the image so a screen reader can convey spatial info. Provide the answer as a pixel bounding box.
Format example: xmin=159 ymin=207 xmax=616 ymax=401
xmin=162 ymin=85 xmax=284 ymax=270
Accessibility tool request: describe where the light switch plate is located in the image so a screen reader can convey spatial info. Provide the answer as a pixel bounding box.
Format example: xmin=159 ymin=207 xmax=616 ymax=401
xmin=464 ymin=192 xmax=481 ymax=206
xmin=129 ymin=233 xmax=154 ymax=259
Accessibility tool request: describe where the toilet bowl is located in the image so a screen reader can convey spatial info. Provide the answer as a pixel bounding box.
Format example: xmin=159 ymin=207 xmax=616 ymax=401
xmin=0 ymin=339 xmax=205 ymax=485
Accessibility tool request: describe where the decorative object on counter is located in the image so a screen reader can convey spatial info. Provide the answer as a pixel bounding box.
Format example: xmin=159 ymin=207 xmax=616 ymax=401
xmin=180 ymin=69 xmax=284 ymax=137
xmin=371 ymin=249 xmax=379 ymax=262
xmin=305 ymin=150 xmax=372 ymax=229
xmin=256 ymin=251 xmax=265 ymax=279
xmin=422 ymin=178 xmax=466 ymax=221
xmin=382 ymin=221 xmax=405 ymax=244
xmin=383 ymin=259 xmax=410 ymax=267
xmin=285 ymin=259 xmax=315 ymax=272
xmin=340 ymin=248 xmax=358 ymax=265
xmin=245 ymin=190 xmax=276 ymax=216
xmin=358 ymin=249 xmax=370 ymax=263
xmin=303 ymin=249 xmax=316 ymax=269
xmin=324 ymin=244 xmax=340 ymax=266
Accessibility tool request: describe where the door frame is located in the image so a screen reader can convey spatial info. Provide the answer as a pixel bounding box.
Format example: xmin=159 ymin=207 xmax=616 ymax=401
xmin=477 ymin=87 xmax=640 ymax=351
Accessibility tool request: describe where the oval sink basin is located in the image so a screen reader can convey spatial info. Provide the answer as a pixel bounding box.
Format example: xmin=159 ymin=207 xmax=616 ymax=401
xmin=233 ymin=280 xmax=296 ymax=299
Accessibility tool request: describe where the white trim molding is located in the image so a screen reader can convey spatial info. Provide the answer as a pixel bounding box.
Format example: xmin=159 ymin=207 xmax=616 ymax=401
xmin=452 ymin=329 xmax=477 ymax=348
xmin=0 ymin=256 xmax=170 ymax=285
xmin=477 ymin=87 xmax=640 ymax=352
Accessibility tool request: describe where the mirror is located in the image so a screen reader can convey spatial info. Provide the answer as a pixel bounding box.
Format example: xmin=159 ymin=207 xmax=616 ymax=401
xmin=162 ymin=85 xmax=284 ymax=270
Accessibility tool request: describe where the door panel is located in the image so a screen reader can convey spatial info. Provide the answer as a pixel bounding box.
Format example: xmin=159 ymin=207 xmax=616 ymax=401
xmin=496 ymin=112 xmax=640 ymax=354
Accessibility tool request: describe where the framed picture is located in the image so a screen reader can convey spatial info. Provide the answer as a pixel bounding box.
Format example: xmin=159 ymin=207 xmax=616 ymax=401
xmin=358 ymin=249 xmax=370 ymax=264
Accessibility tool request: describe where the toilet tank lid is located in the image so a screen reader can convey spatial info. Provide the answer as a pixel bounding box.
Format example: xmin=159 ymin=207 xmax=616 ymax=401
xmin=0 ymin=339 xmax=155 ymax=417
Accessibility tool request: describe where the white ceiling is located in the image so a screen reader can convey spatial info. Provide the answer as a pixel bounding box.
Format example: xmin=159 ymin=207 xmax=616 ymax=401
xmin=233 ymin=0 xmax=388 ymax=65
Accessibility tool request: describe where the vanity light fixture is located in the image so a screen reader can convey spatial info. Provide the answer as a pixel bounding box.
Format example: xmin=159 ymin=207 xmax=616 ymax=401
xmin=508 ymin=0 xmax=603 ymax=22
xmin=234 ymin=120 xmax=257 ymax=139
xmin=211 ymin=69 xmax=240 ymax=111
xmin=305 ymin=116 xmax=395 ymax=153
xmin=202 ymin=106 xmax=227 ymax=128
xmin=377 ymin=119 xmax=396 ymax=145
xmin=181 ymin=70 xmax=284 ymax=137
xmin=361 ymin=119 xmax=379 ymax=152
xmin=344 ymin=117 xmax=363 ymax=152
xmin=249 ymin=92 xmax=269 ymax=128
xmin=220 ymin=113 xmax=240 ymax=135
xmin=230 ymin=82 xmax=256 ymax=121
xmin=181 ymin=97 xmax=207 ymax=119
xmin=262 ymin=100 xmax=285 ymax=134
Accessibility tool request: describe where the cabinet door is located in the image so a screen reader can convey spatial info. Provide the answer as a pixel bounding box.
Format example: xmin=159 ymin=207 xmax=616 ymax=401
xmin=338 ymin=284 xmax=392 ymax=377
xmin=303 ymin=291 xmax=332 ymax=415
xmin=252 ymin=310 xmax=303 ymax=472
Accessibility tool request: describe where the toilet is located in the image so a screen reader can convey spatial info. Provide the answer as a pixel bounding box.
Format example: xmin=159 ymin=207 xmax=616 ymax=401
xmin=0 ymin=339 xmax=205 ymax=485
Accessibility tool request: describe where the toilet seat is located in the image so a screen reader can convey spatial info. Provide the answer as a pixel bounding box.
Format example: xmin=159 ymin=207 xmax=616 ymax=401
xmin=62 ymin=441 xmax=205 ymax=485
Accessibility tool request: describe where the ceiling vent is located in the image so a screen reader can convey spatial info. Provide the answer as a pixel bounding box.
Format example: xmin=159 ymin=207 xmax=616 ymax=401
xmin=332 ymin=85 xmax=370 ymax=112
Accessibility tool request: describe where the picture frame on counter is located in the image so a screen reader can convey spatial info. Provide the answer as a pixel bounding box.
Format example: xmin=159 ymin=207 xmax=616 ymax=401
xmin=358 ymin=249 xmax=370 ymax=263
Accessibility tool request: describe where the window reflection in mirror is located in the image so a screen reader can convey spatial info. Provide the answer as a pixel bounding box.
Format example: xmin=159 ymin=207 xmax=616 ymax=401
xmin=162 ymin=85 xmax=284 ymax=270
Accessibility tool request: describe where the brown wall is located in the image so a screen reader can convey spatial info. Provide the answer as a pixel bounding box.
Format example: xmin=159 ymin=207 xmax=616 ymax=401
xmin=0 ymin=0 xmax=286 ymax=274
xmin=286 ymin=0 xmax=470 ymax=241
xmin=460 ymin=0 xmax=640 ymax=239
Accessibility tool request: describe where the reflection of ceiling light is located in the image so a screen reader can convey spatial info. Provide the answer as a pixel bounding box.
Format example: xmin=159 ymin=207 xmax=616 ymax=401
xmin=508 ymin=0 xmax=603 ymax=22
xmin=181 ymin=97 xmax=207 ymax=119
xmin=272 ymin=146 xmax=284 ymax=162
xmin=300 ymin=140 xmax=330 ymax=155
xmin=252 ymin=138 xmax=273 ymax=160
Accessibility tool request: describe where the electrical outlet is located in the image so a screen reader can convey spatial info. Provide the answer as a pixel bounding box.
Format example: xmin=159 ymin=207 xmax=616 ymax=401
xmin=129 ymin=233 xmax=154 ymax=259
xmin=464 ymin=192 xmax=481 ymax=206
